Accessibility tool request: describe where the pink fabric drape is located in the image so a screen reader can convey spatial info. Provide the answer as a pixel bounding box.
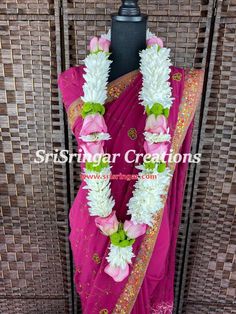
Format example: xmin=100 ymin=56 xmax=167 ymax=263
xmin=58 ymin=66 xmax=193 ymax=313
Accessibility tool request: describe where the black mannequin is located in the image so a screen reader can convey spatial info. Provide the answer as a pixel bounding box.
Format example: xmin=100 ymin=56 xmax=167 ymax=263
xmin=109 ymin=0 xmax=147 ymax=81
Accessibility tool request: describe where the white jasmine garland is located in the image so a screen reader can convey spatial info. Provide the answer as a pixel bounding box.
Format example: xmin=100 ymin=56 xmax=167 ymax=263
xmin=83 ymin=167 xmax=115 ymax=217
xmin=139 ymin=45 xmax=174 ymax=109
xmin=80 ymin=31 xmax=174 ymax=281
xmin=82 ymin=52 xmax=112 ymax=104
xmin=127 ymin=41 xmax=174 ymax=228
xmin=81 ymin=44 xmax=114 ymax=218
xmin=106 ymin=244 xmax=135 ymax=269
xmin=127 ymin=168 xmax=172 ymax=226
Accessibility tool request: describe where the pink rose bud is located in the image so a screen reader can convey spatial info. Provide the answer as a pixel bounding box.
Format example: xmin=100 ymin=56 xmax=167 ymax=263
xmin=89 ymin=36 xmax=99 ymax=52
xmin=95 ymin=211 xmax=119 ymax=236
xmin=124 ymin=220 xmax=146 ymax=239
xmin=80 ymin=141 xmax=104 ymax=156
xmin=104 ymin=263 xmax=129 ymax=282
xmin=145 ymin=114 xmax=168 ymax=134
xmin=80 ymin=113 xmax=107 ymax=137
xmin=144 ymin=141 xmax=169 ymax=158
xmin=147 ymin=36 xmax=164 ymax=48
xmin=98 ymin=37 xmax=110 ymax=53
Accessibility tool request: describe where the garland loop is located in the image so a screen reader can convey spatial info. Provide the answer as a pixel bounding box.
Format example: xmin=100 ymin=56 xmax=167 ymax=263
xmin=78 ymin=30 xmax=173 ymax=282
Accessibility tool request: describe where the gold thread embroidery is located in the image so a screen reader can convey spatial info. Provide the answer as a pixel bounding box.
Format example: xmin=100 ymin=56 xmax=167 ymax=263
xmin=67 ymin=98 xmax=83 ymax=129
xmin=107 ymin=70 xmax=138 ymax=103
xmin=92 ymin=253 xmax=101 ymax=264
xmin=108 ymin=86 xmax=121 ymax=100
xmin=127 ymin=128 xmax=137 ymax=140
xmin=113 ymin=69 xmax=204 ymax=314
xmin=172 ymin=72 xmax=182 ymax=81
xmin=171 ymin=69 xmax=204 ymax=158
xmin=99 ymin=309 xmax=109 ymax=314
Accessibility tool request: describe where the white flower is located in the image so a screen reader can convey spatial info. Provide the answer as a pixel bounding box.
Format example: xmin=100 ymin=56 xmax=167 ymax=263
xmin=101 ymin=29 xmax=111 ymax=41
xmin=82 ymin=51 xmax=112 ymax=105
xmin=146 ymin=29 xmax=155 ymax=40
xmin=127 ymin=168 xmax=172 ymax=226
xmin=106 ymin=244 xmax=135 ymax=269
xmin=83 ymin=167 xmax=114 ymax=217
xmin=80 ymin=132 xmax=111 ymax=142
xmin=139 ymin=45 xmax=174 ymax=109
xmin=144 ymin=131 xmax=171 ymax=143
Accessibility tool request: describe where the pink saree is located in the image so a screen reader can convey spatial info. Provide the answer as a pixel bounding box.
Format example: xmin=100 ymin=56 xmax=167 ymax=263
xmin=58 ymin=66 xmax=203 ymax=314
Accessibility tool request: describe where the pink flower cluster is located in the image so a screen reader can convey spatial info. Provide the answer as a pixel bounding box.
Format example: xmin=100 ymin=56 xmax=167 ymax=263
xmin=79 ymin=113 xmax=107 ymax=155
xmin=90 ymin=34 xmax=163 ymax=53
xmin=89 ymin=36 xmax=110 ymax=53
xmin=146 ymin=36 xmax=163 ymax=48
xmin=104 ymin=263 xmax=129 ymax=282
xmin=144 ymin=114 xmax=169 ymax=157
xmin=95 ymin=211 xmax=146 ymax=282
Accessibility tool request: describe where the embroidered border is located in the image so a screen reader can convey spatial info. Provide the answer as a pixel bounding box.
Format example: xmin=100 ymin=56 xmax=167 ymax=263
xmin=107 ymin=70 xmax=138 ymax=103
xmin=113 ymin=69 xmax=204 ymax=314
xmin=67 ymin=98 xmax=83 ymax=129
xmin=171 ymin=69 xmax=204 ymax=158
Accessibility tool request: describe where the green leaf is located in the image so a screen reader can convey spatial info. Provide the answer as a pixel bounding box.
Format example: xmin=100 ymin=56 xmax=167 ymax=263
xmin=145 ymin=106 xmax=151 ymax=116
xmin=94 ymin=164 xmax=101 ymax=172
xmin=85 ymin=161 xmax=92 ymax=171
xmin=144 ymin=161 xmax=156 ymax=170
xmin=85 ymin=160 xmax=109 ymax=172
xmin=110 ymin=232 xmax=120 ymax=245
xmin=129 ymin=239 xmax=135 ymax=245
xmin=118 ymin=222 xmax=123 ymax=231
xmin=91 ymin=49 xmax=103 ymax=55
xmin=81 ymin=102 xmax=105 ymax=118
xmin=118 ymin=230 xmax=126 ymax=241
xmin=101 ymin=160 xmax=109 ymax=168
xmin=152 ymin=103 xmax=163 ymax=116
xmin=163 ymin=108 xmax=170 ymax=118
xmin=119 ymin=240 xmax=130 ymax=247
xmin=158 ymin=162 xmax=166 ymax=173
xmin=100 ymin=105 xmax=105 ymax=115
xmin=83 ymin=102 xmax=93 ymax=112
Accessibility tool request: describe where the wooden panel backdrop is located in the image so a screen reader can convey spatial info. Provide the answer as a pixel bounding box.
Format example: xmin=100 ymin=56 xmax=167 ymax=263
xmin=0 ymin=1 xmax=73 ymax=313
xmin=0 ymin=0 xmax=235 ymax=313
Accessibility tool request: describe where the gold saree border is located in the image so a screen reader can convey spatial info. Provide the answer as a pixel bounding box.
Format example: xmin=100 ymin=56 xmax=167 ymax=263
xmin=112 ymin=69 xmax=204 ymax=314
xmin=106 ymin=70 xmax=139 ymax=103
xmin=67 ymin=70 xmax=139 ymax=131
xmin=68 ymin=98 xmax=83 ymax=129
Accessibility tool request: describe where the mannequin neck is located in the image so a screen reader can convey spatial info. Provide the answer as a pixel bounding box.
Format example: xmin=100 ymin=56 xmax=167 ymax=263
xmin=109 ymin=15 xmax=147 ymax=81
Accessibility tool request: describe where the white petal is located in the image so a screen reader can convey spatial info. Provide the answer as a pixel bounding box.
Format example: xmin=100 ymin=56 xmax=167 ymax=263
xmin=106 ymin=244 xmax=135 ymax=269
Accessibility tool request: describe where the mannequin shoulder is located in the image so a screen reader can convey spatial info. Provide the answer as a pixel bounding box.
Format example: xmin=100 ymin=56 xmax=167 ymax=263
xmin=58 ymin=65 xmax=85 ymax=88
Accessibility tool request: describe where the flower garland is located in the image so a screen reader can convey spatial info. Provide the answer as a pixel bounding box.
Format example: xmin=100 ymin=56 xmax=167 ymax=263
xmin=78 ymin=31 xmax=173 ymax=282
